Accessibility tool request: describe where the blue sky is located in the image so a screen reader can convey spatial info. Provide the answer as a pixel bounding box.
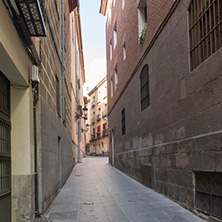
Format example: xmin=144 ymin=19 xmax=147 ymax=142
xmin=80 ymin=0 xmax=106 ymax=92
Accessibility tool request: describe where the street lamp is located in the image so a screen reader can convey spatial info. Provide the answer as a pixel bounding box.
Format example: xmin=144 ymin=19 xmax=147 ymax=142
xmin=15 ymin=0 xmax=46 ymax=37
xmin=75 ymin=105 xmax=88 ymax=120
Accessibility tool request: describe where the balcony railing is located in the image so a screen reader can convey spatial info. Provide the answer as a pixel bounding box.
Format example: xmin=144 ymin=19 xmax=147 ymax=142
xmin=102 ymin=112 xmax=107 ymax=118
xmin=96 ymin=114 xmax=101 ymax=121
xmin=102 ymin=129 xmax=108 ymax=137
xmin=97 ymin=132 xmax=101 ymax=138
xmin=91 ymin=134 xmax=95 ymax=141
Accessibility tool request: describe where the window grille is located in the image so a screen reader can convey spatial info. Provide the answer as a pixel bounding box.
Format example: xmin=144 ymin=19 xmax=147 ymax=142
xmin=0 ymin=158 xmax=10 ymax=196
xmin=195 ymin=172 xmax=222 ymax=219
xmin=189 ymin=0 xmax=222 ymax=70
xmin=121 ymin=108 xmax=125 ymax=135
xmin=140 ymin=65 xmax=150 ymax=111
xmin=0 ymin=72 xmax=11 ymax=197
xmin=0 ymin=72 xmax=10 ymax=115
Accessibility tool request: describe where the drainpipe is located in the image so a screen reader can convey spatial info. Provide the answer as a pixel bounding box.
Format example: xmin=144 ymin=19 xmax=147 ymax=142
xmin=61 ymin=0 xmax=65 ymax=123
xmin=32 ymin=77 xmax=40 ymax=218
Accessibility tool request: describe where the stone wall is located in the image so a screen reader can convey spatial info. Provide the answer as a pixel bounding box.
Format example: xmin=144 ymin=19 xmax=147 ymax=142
xmin=38 ymin=0 xmax=73 ymax=214
xmin=109 ymin=0 xmax=222 ymax=212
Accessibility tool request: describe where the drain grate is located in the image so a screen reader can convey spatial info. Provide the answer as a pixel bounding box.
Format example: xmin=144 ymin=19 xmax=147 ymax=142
xmin=83 ymin=202 xmax=94 ymax=205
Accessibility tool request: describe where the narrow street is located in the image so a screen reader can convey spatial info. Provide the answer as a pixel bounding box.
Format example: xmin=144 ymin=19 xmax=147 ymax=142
xmin=43 ymin=157 xmax=205 ymax=222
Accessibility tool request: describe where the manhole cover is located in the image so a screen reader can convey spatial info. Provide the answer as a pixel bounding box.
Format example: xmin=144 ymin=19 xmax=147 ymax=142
xmin=49 ymin=211 xmax=77 ymax=220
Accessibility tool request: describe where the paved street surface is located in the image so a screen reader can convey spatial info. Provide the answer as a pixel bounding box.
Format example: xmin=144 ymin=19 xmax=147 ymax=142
xmin=44 ymin=157 xmax=205 ymax=222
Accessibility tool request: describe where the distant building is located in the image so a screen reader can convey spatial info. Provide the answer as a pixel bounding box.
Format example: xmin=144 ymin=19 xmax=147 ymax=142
xmin=100 ymin=0 xmax=222 ymax=220
xmin=88 ymin=78 xmax=108 ymax=155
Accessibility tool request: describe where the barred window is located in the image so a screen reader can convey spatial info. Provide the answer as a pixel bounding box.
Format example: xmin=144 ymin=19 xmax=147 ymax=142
xmin=189 ymin=0 xmax=222 ymax=70
xmin=140 ymin=65 xmax=150 ymax=111
xmin=195 ymin=172 xmax=222 ymax=219
xmin=121 ymin=108 xmax=125 ymax=135
xmin=0 ymin=72 xmax=11 ymax=197
xmin=0 ymin=72 xmax=10 ymax=115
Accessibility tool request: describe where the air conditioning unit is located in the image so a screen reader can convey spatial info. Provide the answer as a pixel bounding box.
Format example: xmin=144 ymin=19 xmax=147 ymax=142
xmin=31 ymin=65 xmax=39 ymax=83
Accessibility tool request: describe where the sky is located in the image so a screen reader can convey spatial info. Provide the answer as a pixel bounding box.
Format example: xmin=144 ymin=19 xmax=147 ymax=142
xmin=79 ymin=0 xmax=106 ymax=93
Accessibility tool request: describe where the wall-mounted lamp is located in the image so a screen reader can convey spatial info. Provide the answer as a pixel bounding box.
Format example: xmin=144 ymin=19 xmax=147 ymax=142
xmin=15 ymin=0 xmax=47 ymax=37
xmin=76 ymin=105 xmax=88 ymax=120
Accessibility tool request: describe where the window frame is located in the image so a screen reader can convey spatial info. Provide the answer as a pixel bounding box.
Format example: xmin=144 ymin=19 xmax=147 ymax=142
xmin=123 ymin=42 xmax=126 ymax=61
xmin=189 ymin=0 xmax=222 ymax=70
xmin=140 ymin=65 xmax=150 ymax=111
xmin=121 ymin=108 xmax=126 ymax=136
xmin=114 ymin=66 xmax=118 ymax=91
xmin=113 ymin=23 xmax=117 ymax=49
xmin=111 ymin=78 xmax=114 ymax=98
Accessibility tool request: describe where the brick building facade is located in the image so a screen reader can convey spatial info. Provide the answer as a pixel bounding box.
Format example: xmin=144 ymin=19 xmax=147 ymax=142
xmin=101 ymin=0 xmax=222 ymax=220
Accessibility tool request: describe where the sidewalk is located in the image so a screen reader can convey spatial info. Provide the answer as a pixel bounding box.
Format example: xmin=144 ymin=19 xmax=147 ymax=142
xmin=43 ymin=156 xmax=205 ymax=222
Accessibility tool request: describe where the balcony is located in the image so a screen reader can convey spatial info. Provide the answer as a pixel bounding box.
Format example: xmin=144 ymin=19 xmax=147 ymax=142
xmin=91 ymin=102 xmax=95 ymax=108
xmin=97 ymin=132 xmax=101 ymax=139
xmin=102 ymin=129 xmax=108 ymax=137
xmin=102 ymin=112 xmax=107 ymax=118
xmin=96 ymin=114 xmax=101 ymax=121
xmin=91 ymin=118 xmax=95 ymax=124
xmin=90 ymin=134 xmax=95 ymax=141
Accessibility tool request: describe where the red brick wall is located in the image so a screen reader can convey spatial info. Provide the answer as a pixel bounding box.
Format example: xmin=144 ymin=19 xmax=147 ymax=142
xmin=106 ymin=0 xmax=175 ymax=113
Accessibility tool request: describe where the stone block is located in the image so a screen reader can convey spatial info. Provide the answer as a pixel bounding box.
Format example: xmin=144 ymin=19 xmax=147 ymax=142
xmin=215 ymin=152 xmax=222 ymax=171
xmin=201 ymin=151 xmax=215 ymax=171
xmin=179 ymin=186 xmax=194 ymax=208
xmin=175 ymin=154 xmax=190 ymax=169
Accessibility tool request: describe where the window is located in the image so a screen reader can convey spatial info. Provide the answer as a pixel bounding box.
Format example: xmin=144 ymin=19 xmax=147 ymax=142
xmin=138 ymin=0 xmax=147 ymax=37
xmin=0 ymin=72 xmax=10 ymax=197
xmin=189 ymin=0 xmax=222 ymax=70
xmin=114 ymin=67 xmax=118 ymax=91
xmin=113 ymin=0 xmax=115 ymax=7
xmin=113 ymin=23 xmax=117 ymax=49
xmin=140 ymin=65 xmax=150 ymax=111
xmin=123 ymin=42 xmax=126 ymax=60
xmin=195 ymin=172 xmax=222 ymax=219
xmin=121 ymin=108 xmax=125 ymax=135
xmin=110 ymin=42 xmax=112 ymax=60
xmin=56 ymin=76 xmax=60 ymax=116
xmin=109 ymin=7 xmax=112 ymax=25
xmin=97 ymin=125 xmax=101 ymax=138
xmin=111 ymin=78 xmax=113 ymax=97
xmin=122 ymin=0 xmax=125 ymax=10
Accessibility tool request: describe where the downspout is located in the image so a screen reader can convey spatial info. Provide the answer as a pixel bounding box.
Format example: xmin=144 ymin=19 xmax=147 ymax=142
xmin=33 ymin=89 xmax=40 ymax=217
xmin=61 ymin=0 xmax=65 ymax=123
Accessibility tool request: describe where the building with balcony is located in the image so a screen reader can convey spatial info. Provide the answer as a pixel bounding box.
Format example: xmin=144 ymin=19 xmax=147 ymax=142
xmin=0 ymin=0 xmax=85 ymax=221
xmin=100 ymin=0 xmax=222 ymax=220
xmin=88 ymin=77 xmax=109 ymax=155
